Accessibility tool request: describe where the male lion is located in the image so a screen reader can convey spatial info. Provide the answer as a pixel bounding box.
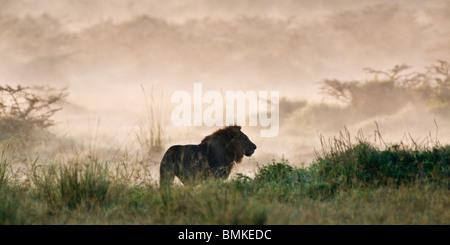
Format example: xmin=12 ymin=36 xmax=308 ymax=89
xmin=159 ymin=126 xmax=256 ymax=186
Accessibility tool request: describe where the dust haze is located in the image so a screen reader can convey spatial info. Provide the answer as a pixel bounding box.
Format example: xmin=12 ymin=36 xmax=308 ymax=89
xmin=1 ymin=0 xmax=449 ymax=177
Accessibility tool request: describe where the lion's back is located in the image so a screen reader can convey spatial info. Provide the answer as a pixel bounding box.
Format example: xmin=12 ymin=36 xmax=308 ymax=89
xmin=162 ymin=144 xmax=203 ymax=161
xmin=161 ymin=144 xmax=207 ymax=170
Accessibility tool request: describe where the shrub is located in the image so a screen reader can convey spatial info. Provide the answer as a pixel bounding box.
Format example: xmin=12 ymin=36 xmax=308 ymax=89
xmin=234 ymin=134 xmax=449 ymax=202
xmin=313 ymin=140 xmax=450 ymax=187
xmin=254 ymin=160 xmax=294 ymax=183
xmin=232 ymin=159 xmax=336 ymax=201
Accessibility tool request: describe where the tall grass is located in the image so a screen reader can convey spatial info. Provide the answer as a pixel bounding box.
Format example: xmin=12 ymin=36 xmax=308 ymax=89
xmin=136 ymin=84 xmax=165 ymax=160
xmin=314 ymin=128 xmax=449 ymax=187
xmin=32 ymin=160 xmax=111 ymax=210
xmin=0 ymin=152 xmax=9 ymax=188
xmin=0 ymin=131 xmax=448 ymax=224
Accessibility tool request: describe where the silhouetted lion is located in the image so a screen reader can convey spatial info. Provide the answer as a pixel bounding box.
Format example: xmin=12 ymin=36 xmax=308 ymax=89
xmin=159 ymin=126 xmax=256 ymax=186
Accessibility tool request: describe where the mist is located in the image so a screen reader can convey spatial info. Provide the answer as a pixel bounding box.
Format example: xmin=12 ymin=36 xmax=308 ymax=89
xmin=1 ymin=0 xmax=449 ymax=177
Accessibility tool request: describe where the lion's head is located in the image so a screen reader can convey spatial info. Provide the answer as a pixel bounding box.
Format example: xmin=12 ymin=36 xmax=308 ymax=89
xmin=201 ymin=125 xmax=257 ymax=164
xmin=229 ymin=126 xmax=257 ymax=157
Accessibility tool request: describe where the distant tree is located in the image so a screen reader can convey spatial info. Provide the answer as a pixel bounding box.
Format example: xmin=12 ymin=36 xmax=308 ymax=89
xmin=0 ymin=84 xmax=67 ymax=143
xmin=320 ymin=61 xmax=450 ymax=106
xmin=319 ymin=61 xmax=450 ymax=118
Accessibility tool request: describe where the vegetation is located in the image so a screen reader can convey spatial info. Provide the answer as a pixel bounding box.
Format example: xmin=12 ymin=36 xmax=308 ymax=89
xmin=136 ymin=85 xmax=164 ymax=161
xmin=0 ymin=61 xmax=449 ymax=224
xmin=286 ymin=61 xmax=450 ymax=131
xmin=0 ymin=85 xmax=67 ymax=149
xmin=0 ymin=133 xmax=448 ymax=225
xmin=319 ymin=61 xmax=450 ymax=118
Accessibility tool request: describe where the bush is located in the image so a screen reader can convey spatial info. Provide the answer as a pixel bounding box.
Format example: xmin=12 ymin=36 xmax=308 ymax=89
xmin=313 ymin=140 xmax=450 ymax=187
xmin=229 ymin=137 xmax=449 ymax=202
xmin=231 ymin=159 xmax=336 ymax=201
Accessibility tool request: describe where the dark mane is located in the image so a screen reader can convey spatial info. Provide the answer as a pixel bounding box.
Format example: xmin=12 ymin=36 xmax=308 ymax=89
xmin=200 ymin=125 xmax=241 ymax=144
xmin=201 ymin=125 xmax=243 ymax=163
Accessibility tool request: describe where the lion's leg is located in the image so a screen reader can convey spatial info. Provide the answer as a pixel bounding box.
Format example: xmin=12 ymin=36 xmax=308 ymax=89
xmin=159 ymin=159 xmax=175 ymax=188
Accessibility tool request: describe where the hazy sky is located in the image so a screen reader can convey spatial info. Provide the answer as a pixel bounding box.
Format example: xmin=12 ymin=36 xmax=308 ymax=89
xmin=1 ymin=0 xmax=449 ymax=167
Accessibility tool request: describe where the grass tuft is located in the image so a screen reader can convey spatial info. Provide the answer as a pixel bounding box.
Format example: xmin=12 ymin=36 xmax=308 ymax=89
xmin=32 ymin=160 xmax=111 ymax=210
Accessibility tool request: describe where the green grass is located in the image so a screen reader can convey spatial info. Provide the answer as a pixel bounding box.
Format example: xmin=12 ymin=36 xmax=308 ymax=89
xmin=0 ymin=153 xmax=9 ymax=188
xmin=0 ymin=140 xmax=449 ymax=225
xmin=313 ymin=142 xmax=450 ymax=187
xmin=31 ymin=160 xmax=111 ymax=210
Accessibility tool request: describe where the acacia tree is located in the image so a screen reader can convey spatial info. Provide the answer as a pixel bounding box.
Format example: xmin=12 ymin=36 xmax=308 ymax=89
xmin=320 ymin=61 xmax=450 ymax=112
xmin=0 ymin=84 xmax=67 ymax=142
